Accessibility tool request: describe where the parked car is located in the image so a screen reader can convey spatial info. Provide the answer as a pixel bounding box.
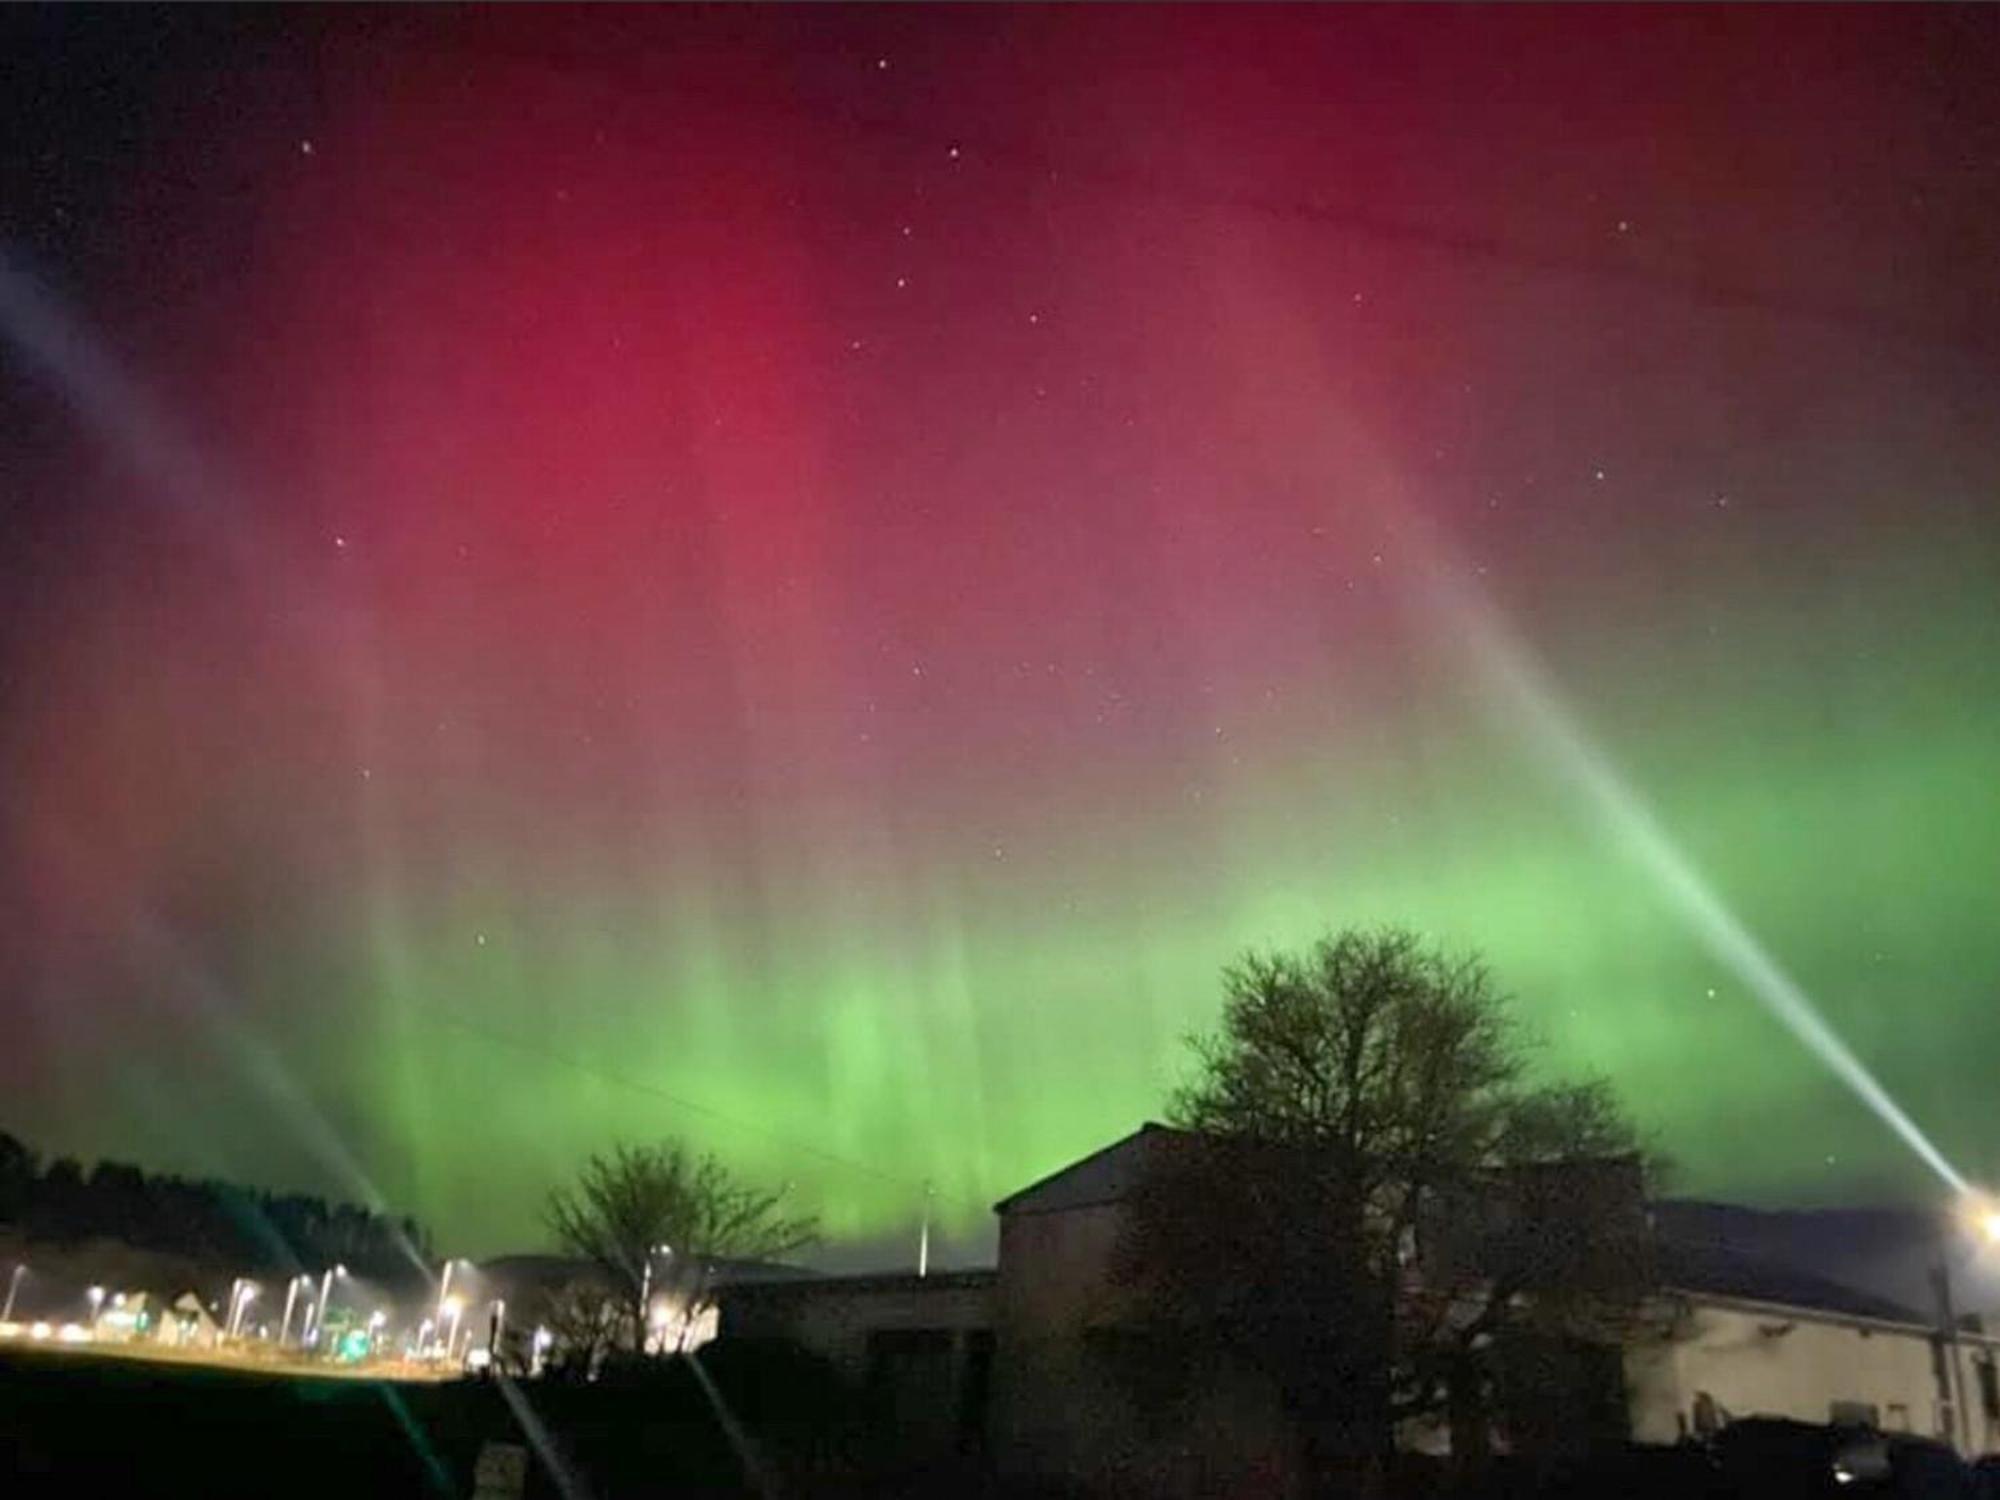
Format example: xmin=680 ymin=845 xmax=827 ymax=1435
xmin=1712 ymin=1418 xmax=1970 ymax=1499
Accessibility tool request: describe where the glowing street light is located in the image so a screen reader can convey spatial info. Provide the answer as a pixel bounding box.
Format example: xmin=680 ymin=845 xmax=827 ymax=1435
xmin=1931 ymin=1190 xmax=2000 ymax=1453
xmin=277 ymin=1273 xmax=312 ymax=1346
xmin=309 ymin=1265 xmax=346 ymax=1348
xmin=638 ymin=1243 xmax=672 ymax=1351
xmin=442 ymin=1295 xmax=465 ymax=1363
xmin=226 ymin=1279 xmax=259 ymax=1339
xmin=434 ymin=1258 xmax=471 ymax=1355
xmin=86 ymin=1286 xmax=105 ymax=1328
xmin=3 ymin=1263 xmax=24 ymax=1323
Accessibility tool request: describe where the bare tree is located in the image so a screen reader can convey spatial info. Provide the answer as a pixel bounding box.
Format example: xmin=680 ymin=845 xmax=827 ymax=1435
xmin=536 ymin=1278 xmax=628 ymax=1380
xmin=1116 ymin=928 xmax=1662 ymax=1476
xmin=545 ymin=1141 xmax=817 ymax=1354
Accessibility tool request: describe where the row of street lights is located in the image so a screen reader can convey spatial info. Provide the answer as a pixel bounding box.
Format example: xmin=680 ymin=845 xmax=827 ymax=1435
xmin=7 ymin=1249 xmax=597 ymax=1377
xmin=1 ymin=1254 xmax=518 ymax=1370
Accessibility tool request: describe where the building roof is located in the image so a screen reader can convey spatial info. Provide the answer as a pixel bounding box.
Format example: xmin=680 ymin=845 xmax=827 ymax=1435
xmin=992 ymin=1122 xmax=1182 ymax=1215
xmin=713 ymin=1268 xmax=996 ymax=1301
xmin=478 ymin=1253 xmax=815 ymax=1298
xmin=986 ymin=1125 xmax=1939 ymax=1333
xmin=1654 ymin=1238 xmax=1927 ymax=1326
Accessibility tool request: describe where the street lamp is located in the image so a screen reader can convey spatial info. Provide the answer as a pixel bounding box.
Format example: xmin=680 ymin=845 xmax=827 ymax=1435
xmin=3 ymin=1263 xmax=24 ymax=1323
xmin=310 ymin=1265 xmax=346 ymax=1348
xmin=442 ymin=1295 xmax=465 ymax=1364
xmin=1932 ymin=1192 xmax=2000 ymax=1454
xmin=367 ymin=1309 xmax=387 ymax=1357
xmin=86 ymin=1286 xmax=105 ymax=1329
xmin=227 ymin=1279 xmax=259 ymax=1339
xmin=434 ymin=1258 xmax=471 ymax=1356
xmin=489 ymin=1298 xmax=506 ymax=1360
xmin=277 ymin=1273 xmax=311 ymax=1346
xmin=639 ymin=1243 xmax=671 ymax=1353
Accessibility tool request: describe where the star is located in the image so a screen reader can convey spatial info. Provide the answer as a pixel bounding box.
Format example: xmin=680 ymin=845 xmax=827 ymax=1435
xmin=895 ymin=275 xmax=908 ymax=289
xmin=299 ymin=138 xmax=315 ymax=156
xmin=947 ymin=144 xmax=961 ymax=160
xmin=333 ymin=534 xmax=348 ymax=550
xmin=875 ymin=57 xmax=890 ymax=71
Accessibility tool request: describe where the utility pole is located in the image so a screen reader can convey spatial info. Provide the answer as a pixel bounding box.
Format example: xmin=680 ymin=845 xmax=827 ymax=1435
xmin=1933 ymin=1255 xmax=1972 ymax=1454
xmin=918 ymin=1181 xmax=934 ymax=1279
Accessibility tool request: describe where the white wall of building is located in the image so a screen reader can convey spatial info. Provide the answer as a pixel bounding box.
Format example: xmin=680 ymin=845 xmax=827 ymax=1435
xmin=1628 ymin=1294 xmax=2000 ymax=1454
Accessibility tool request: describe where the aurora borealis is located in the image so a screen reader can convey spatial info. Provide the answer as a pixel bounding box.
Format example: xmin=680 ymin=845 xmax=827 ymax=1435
xmin=3 ymin=7 xmax=1999 ymax=1264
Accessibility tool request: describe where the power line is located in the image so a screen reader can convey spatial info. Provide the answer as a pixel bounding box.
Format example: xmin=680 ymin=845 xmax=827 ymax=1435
xmin=416 ymin=1008 xmax=920 ymax=1190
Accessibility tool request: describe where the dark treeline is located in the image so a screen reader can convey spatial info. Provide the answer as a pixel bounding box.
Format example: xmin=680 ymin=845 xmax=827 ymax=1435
xmin=0 ymin=1130 xmax=430 ymax=1285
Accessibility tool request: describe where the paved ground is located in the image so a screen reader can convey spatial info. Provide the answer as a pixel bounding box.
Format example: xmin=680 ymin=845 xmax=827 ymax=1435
xmin=0 ymin=1330 xmax=453 ymax=1382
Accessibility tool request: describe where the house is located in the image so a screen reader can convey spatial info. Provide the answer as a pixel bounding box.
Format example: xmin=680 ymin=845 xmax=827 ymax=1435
xmin=714 ymin=1124 xmax=2000 ymax=1493
xmin=159 ymin=1291 xmax=221 ymax=1348
xmin=1630 ymin=1240 xmax=2000 ymax=1454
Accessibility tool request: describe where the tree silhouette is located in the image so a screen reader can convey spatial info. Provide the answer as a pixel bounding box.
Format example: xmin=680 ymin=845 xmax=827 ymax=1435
xmin=545 ymin=1141 xmax=817 ymax=1354
xmin=0 ymin=1129 xmax=429 ymax=1285
xmin=1116 ymin=928 xmax=1661 ymax=1477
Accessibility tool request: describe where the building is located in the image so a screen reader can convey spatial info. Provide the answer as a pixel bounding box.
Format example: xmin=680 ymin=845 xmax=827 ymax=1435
xmin=720 ymin=1269 xmax=996 ymax=1457
xmin=715 ymin=1124 xmax=2000 ymax=1492
xmin=158 ymin=1291 xmax=221 ymax=1349
xmin=1632 ymin=1240 xmax=2000 ymax=1453
xmin=480 ymin=1252 xmax=810 ymax=1372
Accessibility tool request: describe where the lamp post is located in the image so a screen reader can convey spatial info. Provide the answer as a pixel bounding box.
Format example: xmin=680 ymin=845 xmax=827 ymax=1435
xmin=277 ymin=1273 xmax=310 ymax=1346
xmin=1935 ymin=1198 xmax=2000 ymax=1453
xmin=434 ymin=1258 xmax=468 ymax=1357
xmin=3 ymin=1263 xmax=23 ymax=1322
xmin=86 ymin=1285 xmax=105 ymax=1331
xmin=310 ymin=1265 xmax=346 ymax=1349
xmin=442 ymin=1296 xmax=465 ymax=1365
xmin=638 ymin=1244 xmax=670 ymax=1354
xmin=227 ymin=1280 xmax=258 ymax=1340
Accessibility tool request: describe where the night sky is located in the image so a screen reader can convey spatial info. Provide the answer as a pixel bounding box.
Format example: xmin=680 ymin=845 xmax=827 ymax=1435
xmin=3 ymin=7 xmax=1999 ymax=1264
